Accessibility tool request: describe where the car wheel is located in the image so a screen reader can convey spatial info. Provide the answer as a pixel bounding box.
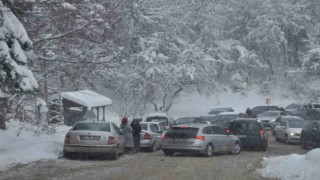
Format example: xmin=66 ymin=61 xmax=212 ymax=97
xmin=109 ymin=150 xmax=119 ymax=160
xmin=119 ymin=145 xmax=125 ymax=155
xmin=231 ymin=142 xmax=241 ymax=154
xmin=63 ymin=151 xmax=72 ymax=159
xmin=204 ymin=144 xmax=214 ymax=157
xmin=300 ymin=137 xmax=307 ymax=149
xmin=163 ymin=150 xmax=174 ymax=156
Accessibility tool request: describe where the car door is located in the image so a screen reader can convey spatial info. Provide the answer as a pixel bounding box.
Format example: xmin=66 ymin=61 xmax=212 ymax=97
xmin=203 ymin=126 xmax=222 ymax=152
xmin=150 ymin=124 xmax=162 ymax=147
xmin=278 ymin=121 xmax=286 ymax=140
xmin=215 ymin=126 xmax=234 ymax=151
xmin=112 ymin=123 xmax=125 ymax=149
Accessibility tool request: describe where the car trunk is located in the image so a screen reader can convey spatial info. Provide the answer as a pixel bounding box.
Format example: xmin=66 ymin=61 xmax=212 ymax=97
xmin=165 ymin=127 xmax=199 ymax=145
xmin=69 ymin=130 xmax=110 ymax=145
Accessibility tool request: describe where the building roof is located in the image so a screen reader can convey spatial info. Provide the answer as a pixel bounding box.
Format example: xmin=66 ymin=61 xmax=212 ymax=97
xmin=61 ymin=89 xmax=112 ymax=109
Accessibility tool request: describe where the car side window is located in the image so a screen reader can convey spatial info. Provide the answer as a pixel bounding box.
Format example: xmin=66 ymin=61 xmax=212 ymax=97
xmin=152 ymin=124 xmax=159 ymax=131
xmin=301 ymin=105 xmax=307 ymax=110
xmin=113 ymin=124 xmax=121 ymax=135
xmin=215 ymin=126 xmax=226 ymax=135
xmin=150 ymin=124 xmax=157 ymax=132
xmin=203 ymin=126 xmax=215 ymax=134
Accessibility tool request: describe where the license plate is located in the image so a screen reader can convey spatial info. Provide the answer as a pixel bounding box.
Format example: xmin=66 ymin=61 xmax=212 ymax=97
xmin=80 ymin=136 xmax=100 ymax=140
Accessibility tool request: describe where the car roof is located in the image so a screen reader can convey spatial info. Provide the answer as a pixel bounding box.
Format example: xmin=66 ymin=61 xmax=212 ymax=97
xmin=76 ymin=120 xmax=111 ymax=124
xmin=216 ymin=112 xmax=240 ymax=115
xmin=144 ymin=112 xmax=169 ymax=117
xmin=211 ymin=107 xmax=233 ymax=111
xmin=172 ymin=124 xmax=218 ymax=128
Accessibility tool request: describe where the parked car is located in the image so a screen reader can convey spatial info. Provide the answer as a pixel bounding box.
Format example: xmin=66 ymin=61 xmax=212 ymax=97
xmin=139 ymin=122 xmax=163 ymax=152
xmin=257 ymin=110 xmax=288 ymax=128
xmin=211 ymin=112 xmax=242 ymax=128
xmin=227 ymin=118 xmax=268 ymax=151
xmin=274 ymin=116 xmax=307 ymax=144
xmin=208 ymin=107 xmax=234 ymax=115
xmin=289 ymin=103 xmax=320 ymax=120
xmin=300 ymin=121 xmax=320 ymax=149
xmin=173 ymin=117 xmax=207 ymax=125
xmin=63 ymin=121 xmax=125 ymax=160
xmin=271 ymin=115 xmax=303 ymax=135
xmin=251 ymin=105 xmax=281 ymax=118
xmin=143 ymin=113 xmax=174 ymax=130
xmin=161 ymin=124 xmax=241 ymax=156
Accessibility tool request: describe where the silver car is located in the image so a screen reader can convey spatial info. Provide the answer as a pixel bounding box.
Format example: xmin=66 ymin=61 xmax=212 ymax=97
xmin=274 ymin=117 xmax=307 ymax=144
xmin=63 ymin=121 xmax=125 ymax=160
xmin=161 ymin=124 xmax=241 ymax=156
xmin=257 ymin=110 xmax=288 ymax=129
xmin=140 ymin=122 xmax=163 ymax=152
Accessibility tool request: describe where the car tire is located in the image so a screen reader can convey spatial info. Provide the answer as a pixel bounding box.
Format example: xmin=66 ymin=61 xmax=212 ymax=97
xmin=63 ymin=151 xmax=72 ymax=159
xmin=204 ymin=144 xmax=214 ymax=157
xmin=231 ymin=141 xmax=241 ymax=154
xmin=163 ymin=150 xmax=174 ymax=156
xmin=109 ymin=150 xmax=119 ymax=160
xmin=301 ymin=137 xmax=307 ymax=149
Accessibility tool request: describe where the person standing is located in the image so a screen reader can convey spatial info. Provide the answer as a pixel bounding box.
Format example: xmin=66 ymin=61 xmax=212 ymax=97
xmin=246 ymin=108 xmax=252 ymax=118
xmin=131 ymin=118 xmax=142 ymax=153
xmin=120 ymin=117 xmax=134 ymax=154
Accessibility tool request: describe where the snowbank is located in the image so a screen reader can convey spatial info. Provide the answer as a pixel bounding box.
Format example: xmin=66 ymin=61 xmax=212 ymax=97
xmin=257 ymin=148 xmax=320 ymax=180
xmin=0 ymin=121 xmax=70 ymax=171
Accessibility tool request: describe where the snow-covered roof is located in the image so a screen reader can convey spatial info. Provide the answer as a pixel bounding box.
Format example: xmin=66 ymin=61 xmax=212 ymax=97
xmin=61 ymin=90 xmax=112 ymax=109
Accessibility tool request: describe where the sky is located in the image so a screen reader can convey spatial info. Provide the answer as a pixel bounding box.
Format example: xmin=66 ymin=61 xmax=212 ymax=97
xmin=0 ymin=88 xmax=319 ymax=180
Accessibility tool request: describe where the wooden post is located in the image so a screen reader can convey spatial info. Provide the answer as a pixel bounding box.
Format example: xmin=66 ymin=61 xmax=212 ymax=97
xmin=0 ymin=98 xmax=8 ymax=130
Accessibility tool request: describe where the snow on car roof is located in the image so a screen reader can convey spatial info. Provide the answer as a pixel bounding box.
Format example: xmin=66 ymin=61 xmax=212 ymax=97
xmin=61 ymin=89 xmax=112 ymax=109
xmin=217 ymin=112 xmax=240 ymax=115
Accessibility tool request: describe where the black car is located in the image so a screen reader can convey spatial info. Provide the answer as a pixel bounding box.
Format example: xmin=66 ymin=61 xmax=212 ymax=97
xmin=227 ymin=118 xmax=268 ymax=151
xmin=300 ymin=121 xmax=320 ymax=149
xmin=251 ymin=105 xmax=281 ymax=118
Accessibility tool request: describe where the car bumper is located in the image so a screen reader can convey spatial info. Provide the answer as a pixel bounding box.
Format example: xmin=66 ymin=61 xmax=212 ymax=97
xmin=161 ymin=144 xmax=204 ymax=153
xmin=261 ymin=122 xmax=271 ymax=127
xmin=288 ymin=135 xmax=301 ymax=143
xmin=240 ymin=138 xmax=268 ymax=148
xmin=140 ymin=140 xmax=153 ymax=148
xmin=63 ymin=144 xmax=117 ymax=154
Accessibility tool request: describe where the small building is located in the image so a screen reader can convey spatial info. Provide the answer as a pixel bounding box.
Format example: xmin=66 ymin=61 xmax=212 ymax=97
xmin=61 ymin=90 xmax=112 ymax=126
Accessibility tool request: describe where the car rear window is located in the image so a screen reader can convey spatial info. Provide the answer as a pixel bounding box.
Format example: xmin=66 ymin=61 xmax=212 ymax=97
xmin=72 ymin=123 xmax=110 ymax=132
xmin=146 ymin=117 xmax=169 ymax=126
xmin=166 ymin=127 xmax=199 ymax=138
xmin=231 ymin=122 xmax=262 ymax=135
xmin=288 ymin=120 xmax=307 ymax=128
xmin=175 ymin=117 xmax=197 ymax=124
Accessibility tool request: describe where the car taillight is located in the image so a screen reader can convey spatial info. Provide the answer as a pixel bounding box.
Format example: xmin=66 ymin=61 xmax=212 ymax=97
xmin=162 ymin=133 xmax=166 ymax=140
xmin=226 ymin=129 xmax=231 ymax=134
xmin=108 ymin=136 xmax=117 ymax=145
xmin=144 ymin=132 xmax=151 ymax=139
xmin=260 ymin=130 xmax=265 ymax=138
xmin=64 ymin=134 xmax=70 ymax=144
xmin=196 ymin=136 xmax=205 ymax=141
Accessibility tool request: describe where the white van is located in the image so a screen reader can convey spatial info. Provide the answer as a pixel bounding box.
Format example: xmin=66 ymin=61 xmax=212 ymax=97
xmin=142 ymin=113 xmax=174 ymax=130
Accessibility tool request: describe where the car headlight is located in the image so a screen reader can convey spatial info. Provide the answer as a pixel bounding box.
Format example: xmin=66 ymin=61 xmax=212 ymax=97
xmin=289 ymin=132 xmax=295 ymax=136
xmin=271 ymin=119 xmax=276 ymax=122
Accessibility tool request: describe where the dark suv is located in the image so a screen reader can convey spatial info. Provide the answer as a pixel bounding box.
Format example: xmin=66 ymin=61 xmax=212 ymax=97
xmin=300 ymin=121 xmax=320 ymax=149
xmin=227 ymin=118 xmax=268 ymax=151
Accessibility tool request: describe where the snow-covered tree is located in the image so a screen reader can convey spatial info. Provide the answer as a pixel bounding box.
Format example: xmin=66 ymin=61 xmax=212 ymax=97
xmin=0 ymin=3 xmax=38 ymax=129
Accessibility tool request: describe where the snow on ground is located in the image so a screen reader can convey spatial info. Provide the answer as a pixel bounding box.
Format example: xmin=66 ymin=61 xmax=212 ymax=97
xmin=257 ymin=148 xmax=320 ymax=180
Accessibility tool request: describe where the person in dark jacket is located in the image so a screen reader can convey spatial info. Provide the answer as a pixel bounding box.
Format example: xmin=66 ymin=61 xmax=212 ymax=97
xmin=131 ymin=118 xmax=142 ymax=153
xmin=120 ymin=117 xmax=134 ymax=154
xmin=245 ymin=108 xmax=252 ymax=118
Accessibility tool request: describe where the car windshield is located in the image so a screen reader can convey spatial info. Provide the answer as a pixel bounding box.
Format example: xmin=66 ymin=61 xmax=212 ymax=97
xmin=72 ymin=123 xmax=110 ymax=132
xmin=285 ymin=103 xmax=301 ymax=110
xmin=214 ymin=115 xmax=238 ymax=121
xmin=146 ymin=117 xmax=168 ymax=126
xmin=175 ymin=117 xmax=198 ymax=124
xmin=260 ymin=111 xmax=280 ymax=117
xmin=288 ymin=121 xmax=307 ymax=128
xmin=166 ymin=127 xmax=199 ymax=138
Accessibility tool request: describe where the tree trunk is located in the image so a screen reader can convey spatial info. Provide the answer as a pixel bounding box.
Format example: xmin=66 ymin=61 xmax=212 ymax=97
xmin=164 ymin=88 xmax=183 ymax=112
xmin=0 ymin=98 xmax=8 ymax=130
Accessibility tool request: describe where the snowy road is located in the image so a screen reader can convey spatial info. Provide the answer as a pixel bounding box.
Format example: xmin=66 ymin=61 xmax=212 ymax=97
xmin=0 ymin=132 xmax=307 ymax=180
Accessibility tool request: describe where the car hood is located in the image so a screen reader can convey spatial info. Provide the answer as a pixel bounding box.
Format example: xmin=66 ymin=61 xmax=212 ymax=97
xmin=288 ymin=128 xmax=302 ymax=134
